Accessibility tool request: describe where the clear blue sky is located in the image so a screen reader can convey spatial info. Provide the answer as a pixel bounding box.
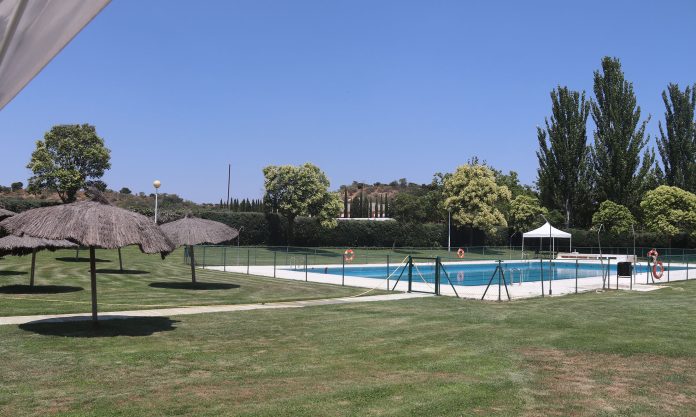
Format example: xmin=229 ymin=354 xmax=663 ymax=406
xmin=1 ymin=0 xmax=695 ymax=202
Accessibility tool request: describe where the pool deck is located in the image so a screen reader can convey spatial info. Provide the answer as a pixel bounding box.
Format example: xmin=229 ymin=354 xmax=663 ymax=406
xmin=206 ymin=260 xmax=691 ymax=301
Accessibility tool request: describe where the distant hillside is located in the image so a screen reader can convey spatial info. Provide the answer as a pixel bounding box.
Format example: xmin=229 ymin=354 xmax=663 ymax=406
xmin=338 ymin=179 xmax=429 ymax=199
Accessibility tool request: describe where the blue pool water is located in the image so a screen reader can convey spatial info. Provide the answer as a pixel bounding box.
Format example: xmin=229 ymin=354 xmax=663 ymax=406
xmin=298 ymin=261 xmax=681 ymax=286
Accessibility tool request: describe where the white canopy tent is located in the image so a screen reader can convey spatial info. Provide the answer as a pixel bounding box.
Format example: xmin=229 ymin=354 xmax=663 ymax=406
xmin=0 ymin=0 xmax=110 ymax=110
xmin=522 ymin=222 xmax=572 ymax=257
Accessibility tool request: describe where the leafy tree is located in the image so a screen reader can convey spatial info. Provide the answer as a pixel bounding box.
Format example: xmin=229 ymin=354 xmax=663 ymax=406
xmin=442 ymin=164 xmax=511 ymax=235
xmin=391 ymin=193 xmax=428 ymax=223
xmin=657 ymin=83 xmax=696 ymax=192
xmin=10 ymin=182 xmax=23 ymax=191
xmin=119 ymin=187 xmax=132 ymax=195
xmin=263 ymin=163 xmax=341 ymax=242
xmin=508 ymin=195 xmax=547 ymax=233
xmin=640 ymin=185 xmax=696 ymax=240
xmin=536 ymin=86 xmax=592 ymax=228
xmin=27 ymin=124 xmax=111 ymax=203
xmin=590 ymin=57 xmax=655 ymax=210
xmin=591 ymin=200 xmax=635 ymax=234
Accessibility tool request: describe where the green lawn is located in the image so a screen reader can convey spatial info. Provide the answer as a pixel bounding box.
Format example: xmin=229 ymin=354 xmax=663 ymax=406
xmin=0 ymin=247 xmax=379 ymax=316
xmin=2 ymin=277 xmax=696 ymax=416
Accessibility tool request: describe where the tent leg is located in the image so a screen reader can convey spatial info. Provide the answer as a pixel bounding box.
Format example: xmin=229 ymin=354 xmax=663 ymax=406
xmin=190 ymin=245 xmax=197 ymax=283
xmin=90 ymin=247 xmax=98 ymax=324
xmin=118 ymin=247 xmax=123 ymax=272
xmin=30 ymin=249 xmax=36 ymax=287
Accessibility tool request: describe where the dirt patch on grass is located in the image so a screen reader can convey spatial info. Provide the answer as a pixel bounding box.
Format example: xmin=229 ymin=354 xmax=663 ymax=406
xmin=521 ymin=348 xmax=696 ymax=416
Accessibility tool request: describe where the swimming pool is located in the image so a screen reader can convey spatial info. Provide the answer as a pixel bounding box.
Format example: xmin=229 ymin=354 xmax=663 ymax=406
xmin=298 ymin=261 xmax=681 ymax=287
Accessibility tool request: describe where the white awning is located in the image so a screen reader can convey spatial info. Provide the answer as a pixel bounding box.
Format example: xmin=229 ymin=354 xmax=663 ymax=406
xmin=0 ymin=0 xmax=110 ymax=110
xmin=522 ymin=222 xmax=571 ymax=239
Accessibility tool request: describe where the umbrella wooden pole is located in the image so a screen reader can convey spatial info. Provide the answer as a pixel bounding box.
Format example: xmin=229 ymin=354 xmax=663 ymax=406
xmin=30 ymin=249 xmax=36 ymax=287
xmin=118 ymin=247 xmax=123 ymax=272
xmin=189 ymin=245 xmax=197 ymax=283
xmin=90 ymin=247 xmax=98 ymax=323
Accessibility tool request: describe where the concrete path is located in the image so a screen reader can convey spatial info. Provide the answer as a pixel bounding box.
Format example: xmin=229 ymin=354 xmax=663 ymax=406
xmin=0 ymin=292 xmax=430 ymax=326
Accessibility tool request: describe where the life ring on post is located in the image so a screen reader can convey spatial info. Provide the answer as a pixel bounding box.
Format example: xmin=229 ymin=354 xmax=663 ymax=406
xmin=344 ymin=249 xmax=355 ymax=262
xmin=653 ymin=261 xmax=664 ymax=280
xmin=457 ymin=248 xmax=465 ymax=259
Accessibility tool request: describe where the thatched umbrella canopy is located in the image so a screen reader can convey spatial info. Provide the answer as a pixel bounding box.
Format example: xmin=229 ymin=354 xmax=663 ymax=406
xmin=0 ymin=235 xmax=77 ymax=286
xmin=0 ymin=197 xmax=174 ymax=322
xmin=160 ymin=216 xmax=238 ymax=283
xmin=0 ymin=208 xmax=16 ymax=220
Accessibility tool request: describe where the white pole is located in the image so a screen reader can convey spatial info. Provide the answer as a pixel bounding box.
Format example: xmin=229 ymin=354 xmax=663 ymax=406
xmin=153 ymin=180 xmax=161 ymax=224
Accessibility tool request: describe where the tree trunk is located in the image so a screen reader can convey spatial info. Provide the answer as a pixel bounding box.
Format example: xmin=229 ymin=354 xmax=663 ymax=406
xmin=29 ymin=249 xmax=36 ymax=287
xmin=189 ymin=245 xmax=197 ymax=283
xmin=565 ymin=198 xmax=571 ymax=229
xmin=118 ymin=247 xmax=123 ymax=272
xmin=90 ymin=247 xmax=98 ymax=324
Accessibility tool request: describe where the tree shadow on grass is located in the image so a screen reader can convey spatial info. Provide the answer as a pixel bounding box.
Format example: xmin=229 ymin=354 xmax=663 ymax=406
xmin=19 ymin=316 xmax=179 ymax=337
xmin=149 ymin=282 xmax=240 ymax=290
xmin=95 ymin=269 xmax=149 ymax=275
xmin=0 ymin=285 xmax=83 ymax=294
xmin=56 ymin=257 xmax=111 ymax=263
xmin=0 ymin=270 xmax=26 ymax=276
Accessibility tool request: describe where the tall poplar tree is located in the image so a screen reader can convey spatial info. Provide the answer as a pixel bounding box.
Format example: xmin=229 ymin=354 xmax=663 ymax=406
xmin=590 ymin=57 xmax=655 ymax=209
xmin=536 ymin=86 xmax=591 ymax=228
xmin=657 ymin=83 xmax=696 ymax=192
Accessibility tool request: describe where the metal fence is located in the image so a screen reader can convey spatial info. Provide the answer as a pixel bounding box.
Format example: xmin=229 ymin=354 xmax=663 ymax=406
xmin=181 ymin=245 xmax=696 ymax=301
xmin=186 ymin=245 xmax=696 ymax=269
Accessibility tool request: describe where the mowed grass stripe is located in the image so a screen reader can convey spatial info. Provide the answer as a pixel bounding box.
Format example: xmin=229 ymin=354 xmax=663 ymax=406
xmin=0 ymin=247 xmax=385 ymax=316
xmin=3 ymin=282 xmax=696 ymax=415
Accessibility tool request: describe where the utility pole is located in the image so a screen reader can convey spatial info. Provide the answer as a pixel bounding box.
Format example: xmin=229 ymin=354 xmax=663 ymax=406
xmin=227 ymin=163 xmax=231 ymax=210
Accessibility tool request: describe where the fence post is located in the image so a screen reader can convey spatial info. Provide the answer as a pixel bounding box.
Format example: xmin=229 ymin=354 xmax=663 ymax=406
xmin=247 ymin=249 xmax=250 ymax=275
xmin=575 ymin=259 xmax=578 ymax=294
xmin=386 ymin=254 xmax=390 ymax=289
xmin=407 ymin=255 xmax=413 ymax=293
xmin=223 ymin=246 xmax=227 ymax=272
xmin=273 ymin=251 xmax=277 ymax=278
xmin=435 ymin=256 xmax=441 ymax=296
xmin=667 ymin=257 xmax=670 ymax=282
xmin=540 ymin=258 xmax=544 ymax=297
xmin=687 ymin=257 xmax=689 ymax=281
xmin=203 ymin=246 xmax=207 ymax=268
xmin=305 ymin=254 xmax=308 ymax=282
xmin=342 ymin=254 xmax=345 ymax=286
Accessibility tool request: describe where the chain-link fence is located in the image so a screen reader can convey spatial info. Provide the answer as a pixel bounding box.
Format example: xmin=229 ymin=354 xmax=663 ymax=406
xmin=184 ymin=245 xmax=696 ymax=300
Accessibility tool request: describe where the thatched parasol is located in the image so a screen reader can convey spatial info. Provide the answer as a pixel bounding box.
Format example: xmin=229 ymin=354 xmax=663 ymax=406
xmin=0 ymin=235 xmax=77 ymax=286
xmin=160 ymin=216 xmax=238 ymax=283
xmin=0 ymin=207 xmax=16 ymax=220
xmin=0 ymin=195 xmax=174 ymax=322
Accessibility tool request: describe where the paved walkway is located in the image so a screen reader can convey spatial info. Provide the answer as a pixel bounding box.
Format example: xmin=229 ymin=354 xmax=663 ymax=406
xmin=0 ymin=292 xmax=430 ymax=326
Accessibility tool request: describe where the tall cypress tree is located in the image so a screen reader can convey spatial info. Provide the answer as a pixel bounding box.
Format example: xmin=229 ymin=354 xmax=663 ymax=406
xmin=536 ymin=86 xmax=591 ymax=228
xmin=343 ymin=188 xmax=349 ymax=218
xmin=590 ymin=56 xmax=655 ymax=209
xmin=657 ymin=83 xmax=696 ymax=192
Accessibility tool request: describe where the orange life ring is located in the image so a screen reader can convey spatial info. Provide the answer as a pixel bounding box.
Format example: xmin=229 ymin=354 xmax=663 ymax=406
xmin=653 ymin=261 xmax=664 ymax=280
xmin=457 ymin=248 xmax=465 ymax=258
xmin=344 ymin=249 xmax=355 ymax=262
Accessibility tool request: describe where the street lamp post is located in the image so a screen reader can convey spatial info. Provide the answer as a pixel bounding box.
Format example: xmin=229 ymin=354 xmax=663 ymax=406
xmin=153 ymin=180 xmax=161 ymax=224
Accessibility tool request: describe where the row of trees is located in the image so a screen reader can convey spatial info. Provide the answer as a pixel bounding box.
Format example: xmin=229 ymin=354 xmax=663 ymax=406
xmin=537 ymin=56 xmax=695 ymax=228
